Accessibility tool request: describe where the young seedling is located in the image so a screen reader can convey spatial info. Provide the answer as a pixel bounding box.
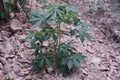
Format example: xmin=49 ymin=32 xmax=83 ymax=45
xmin=26 ymin=4 xmax=92 ymax=77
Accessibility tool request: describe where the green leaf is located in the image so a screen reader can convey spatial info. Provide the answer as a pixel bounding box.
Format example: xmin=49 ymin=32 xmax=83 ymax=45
xmin=34 ymin=49 xmax=39 ymax=55
xmin=25 ymin=35 xmax=34 ymax=40
xmin=56 ymin=20 xmax=62 ymax=27
xmin=84 ymin=26 xmax=92 ymax=32
xmin=61 ymin=59 xmax=67 ymax=65
xmin=43 ymin=34 xmax=51 ymax=41
xmin=57 ymin=10 xmax=63 ymax=17
xmin=66 ymin=5 xmax=78 ymax=13
xmin=52 ymin=11 xmax=57 ymax=20
xmin=85 ymin=33 xmax=92 ymax=42
xmin=70 ymin=29 xmax=76 ymax=36
xmin=80 ymin=22 xmax=89 ymax=27
xmin=73 ymin=18 xmax=79 ymax=25
xmin=45 ymin=58 xmax=51 ymax=66
xmin=31 ymin=38 xmax=37 ymax=47
xmin=39 ymin=58 xmax=45 ymax=68
xmin=78 ymin=30 xmax=85 ymax=43
xmin=34 ymin=20 xmax=42 ymax=28
xmin=27 ymin=30 xmax=34 ymax=34
xmin=73 ymin=60 xmax=80 ymax=68
xmin=63 ymin=50 xmax=69 ymax=56
xmin=52 ymin=34 xmax=58 ymax=41
xmin=29 ymin=16 xmax=40 ymax=22
xmin=67 ymin=60 xmax=73 ymax=70
xmin=76 ymin=53 xmax=86 ymax=62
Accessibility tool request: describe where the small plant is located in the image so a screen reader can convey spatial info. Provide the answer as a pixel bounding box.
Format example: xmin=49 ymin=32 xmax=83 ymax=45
xmin=26 ymin=4 xmax=92 ymax=77
xmin=89 ymin=0 xmax=104 ymax=13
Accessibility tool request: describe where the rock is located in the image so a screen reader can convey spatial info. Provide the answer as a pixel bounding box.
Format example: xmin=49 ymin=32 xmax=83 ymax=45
xmin=10 ymin=19 xmax=22 ymax=31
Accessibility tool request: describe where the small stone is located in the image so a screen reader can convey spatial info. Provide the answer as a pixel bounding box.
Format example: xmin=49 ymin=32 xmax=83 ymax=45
xmin=47 ymin=66 xmax=54 ymax=73
xmin=10 ymin=12 xmax=15 ymax=19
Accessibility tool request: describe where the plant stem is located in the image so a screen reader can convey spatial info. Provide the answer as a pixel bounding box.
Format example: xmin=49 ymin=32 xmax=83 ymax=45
xmin=57 ymin=26 xmax=61 ymax=48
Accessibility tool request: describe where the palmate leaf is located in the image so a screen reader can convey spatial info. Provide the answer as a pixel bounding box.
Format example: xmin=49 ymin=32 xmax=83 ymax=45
xmin=66 ymin=5 xmax=78 ymax=13
xmin=30 ymin=11 xmax=45 ymax=27
xmin=75 ymin=22 xmax=92 ymax=43
xmin=30 ymin=10 xmax=45 ymax=17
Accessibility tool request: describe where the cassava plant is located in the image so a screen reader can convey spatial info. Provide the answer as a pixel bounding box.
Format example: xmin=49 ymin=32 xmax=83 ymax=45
xmin=26 ymin=4 xmax=92 ymax=77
